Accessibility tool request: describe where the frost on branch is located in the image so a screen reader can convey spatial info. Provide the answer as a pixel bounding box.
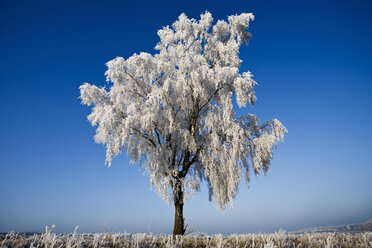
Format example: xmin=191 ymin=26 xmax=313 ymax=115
xmin=80 ymin=11 xmax=286 ymax=209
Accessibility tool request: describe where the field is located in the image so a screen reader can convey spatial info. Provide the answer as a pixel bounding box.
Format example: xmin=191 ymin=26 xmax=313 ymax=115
xmin=1 ymin=226 xmax=371 ymax=248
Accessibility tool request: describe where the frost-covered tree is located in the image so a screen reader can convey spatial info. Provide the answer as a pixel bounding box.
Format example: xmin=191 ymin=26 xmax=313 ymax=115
xmin=80 ymin=11 xmax=286 ymax=235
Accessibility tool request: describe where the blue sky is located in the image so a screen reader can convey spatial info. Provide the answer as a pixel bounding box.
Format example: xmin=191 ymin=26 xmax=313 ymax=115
xmin=0 ymin=0 xmax=371 ymax=234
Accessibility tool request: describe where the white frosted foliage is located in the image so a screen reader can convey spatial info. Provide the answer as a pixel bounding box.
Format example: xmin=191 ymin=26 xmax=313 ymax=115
xmin=80 ymin=11 xmax=286 ymax=210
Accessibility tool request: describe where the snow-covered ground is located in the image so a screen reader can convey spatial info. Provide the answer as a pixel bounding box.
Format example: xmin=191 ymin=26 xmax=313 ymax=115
xmin=1 ymin=225 xmax=371 ymax=248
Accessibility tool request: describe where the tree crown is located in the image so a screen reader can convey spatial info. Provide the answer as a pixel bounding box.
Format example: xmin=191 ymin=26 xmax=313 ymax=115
xmin=80 ymin=11 xmax=286 ymax=209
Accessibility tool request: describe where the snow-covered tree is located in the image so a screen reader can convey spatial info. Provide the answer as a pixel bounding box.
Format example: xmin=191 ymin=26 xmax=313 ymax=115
xmin=80 ymin=11 xmax=286 ymax=235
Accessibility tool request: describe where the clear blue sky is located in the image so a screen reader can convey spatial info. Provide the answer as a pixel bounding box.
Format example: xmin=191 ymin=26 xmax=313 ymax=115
xmin=0 ymin=0 xmax=371 ymax=234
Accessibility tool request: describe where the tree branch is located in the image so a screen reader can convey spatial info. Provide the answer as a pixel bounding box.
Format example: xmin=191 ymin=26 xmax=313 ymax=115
xmin=191 ymin=130 xmax=212 ymax=163
xmin=198 ymin=83 xmax=228 ymax=112
xmin=123 ymin=70 xmax=149 ymax=99
xmin=132 ymin=128 xmax=157 ymax=148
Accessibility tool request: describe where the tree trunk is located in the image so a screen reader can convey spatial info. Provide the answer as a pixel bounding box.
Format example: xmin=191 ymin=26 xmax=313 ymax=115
xmin=173 ymin=201 xmax=185 ymax=235
xmin=172 ymin=179 xmax=185 ymax=236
